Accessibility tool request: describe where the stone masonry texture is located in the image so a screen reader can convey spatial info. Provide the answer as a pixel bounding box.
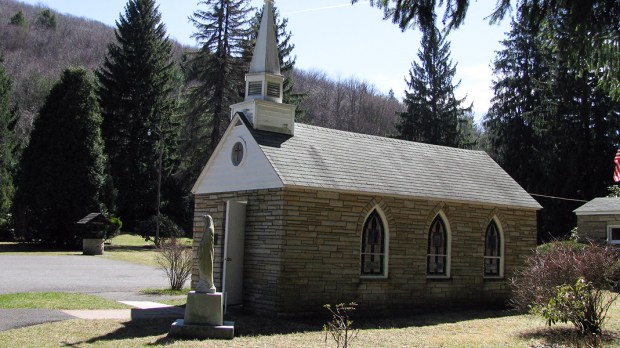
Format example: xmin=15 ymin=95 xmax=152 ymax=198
xmin=577 ymin=214 xmax=620 ymax=243
xmin=193 ymin=187 xmax=537 ymax=315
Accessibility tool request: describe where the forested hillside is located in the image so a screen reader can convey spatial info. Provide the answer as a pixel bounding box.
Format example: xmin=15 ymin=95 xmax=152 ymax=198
xmin=0 ymin=0 xmax=403 ymax=147
xmin=0 ymin=0 xmax=112 ymax=145
xmin=293 ymin=69 xmax=401 ymax=136
xmin=5 ymin=0 xmax=615 ymax=245
xmin=0 ymin=0 xmax=404 ymax=243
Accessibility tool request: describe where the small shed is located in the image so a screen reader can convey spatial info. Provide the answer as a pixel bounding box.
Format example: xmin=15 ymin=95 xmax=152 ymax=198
xmin=574 ymin=197 xmax=620 ymax=244
xmin=77 ymin=212 xmax=111 ymax=255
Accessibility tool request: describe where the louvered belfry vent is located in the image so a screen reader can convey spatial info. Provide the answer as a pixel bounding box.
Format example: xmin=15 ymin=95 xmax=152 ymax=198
xmin=267 ymin=82 xmax=280 ymax=98
xmin=248 ymin=81 xmax=262 ymax=96
xmin=228 ymin=0 xmax=295 ymax=135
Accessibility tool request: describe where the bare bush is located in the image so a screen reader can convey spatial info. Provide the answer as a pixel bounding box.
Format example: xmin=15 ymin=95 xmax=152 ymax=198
xmin=323 ymin=302 xmax=359 ymax=348
xmin=155 ymin=238 xmax=193 ymax=291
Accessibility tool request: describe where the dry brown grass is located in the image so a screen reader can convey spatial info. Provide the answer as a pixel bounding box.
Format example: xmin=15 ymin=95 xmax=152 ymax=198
xmin=1 ymin=302 xmax=620 ymax=347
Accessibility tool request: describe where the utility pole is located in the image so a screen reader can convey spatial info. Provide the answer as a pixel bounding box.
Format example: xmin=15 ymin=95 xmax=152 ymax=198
xmin=148 ymin=129 xmax=163 ymax=248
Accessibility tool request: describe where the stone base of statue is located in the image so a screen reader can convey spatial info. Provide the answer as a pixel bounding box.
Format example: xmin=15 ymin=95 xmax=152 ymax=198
xmin=169 ymin=291 xmax=234 ymax=340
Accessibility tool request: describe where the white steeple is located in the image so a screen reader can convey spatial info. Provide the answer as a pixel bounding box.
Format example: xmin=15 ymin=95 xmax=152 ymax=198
xmin=249 ymin=0 xmax=280 ymax=75
xmin=230 ymin=0 xmax=295 ymax=135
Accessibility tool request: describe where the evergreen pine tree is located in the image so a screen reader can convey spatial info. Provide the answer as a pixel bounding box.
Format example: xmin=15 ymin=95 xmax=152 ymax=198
xmin=484 ymin=8 xmax=552 ymax=193
xmin=97 ymin=0 xmax=179 ymax=230
xmin=0 ymin=55 xmax=17 ymax=239
xmin=9 ymin=11 xmax=27 ymax=26
xmin=484 ymin=6 xmax=620 ymax=240
xmin=36 ymin=9 xmax=57 ymax=30
xmin=12 ymin=68 xmax=108 ymax=246
xmin=180 ymin=0 xmax=251 ymax=188
xmin=396 ymin=22 xmax=471 ymax=147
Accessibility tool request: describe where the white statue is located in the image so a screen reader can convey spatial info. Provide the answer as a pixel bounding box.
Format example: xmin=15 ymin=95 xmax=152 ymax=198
xmin=196 ymin=215 xmax=216 ymax=293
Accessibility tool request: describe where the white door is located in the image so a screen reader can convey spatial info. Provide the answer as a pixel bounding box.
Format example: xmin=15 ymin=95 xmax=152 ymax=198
xmin=222 ymin=200 xmax=247 ymax=306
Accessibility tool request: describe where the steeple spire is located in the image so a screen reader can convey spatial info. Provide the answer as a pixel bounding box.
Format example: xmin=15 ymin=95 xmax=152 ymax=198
xmin=229 ymin=0 xmax=295 ymax=135
xmin=249 ymin=0 xmax=280 ymax=75
xmin=242 ymin=0 xmax=284 ymax=104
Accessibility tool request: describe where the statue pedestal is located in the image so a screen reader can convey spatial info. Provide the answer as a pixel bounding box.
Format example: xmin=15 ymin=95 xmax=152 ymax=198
xmin=185 ymin=291 xmax=223 ymax=326
xmin=169 ymin=291 xmax=234 ymax=339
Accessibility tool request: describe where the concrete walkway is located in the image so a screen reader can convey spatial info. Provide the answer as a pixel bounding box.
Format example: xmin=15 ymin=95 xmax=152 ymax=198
xmin=0 ymin=301 xmax=185 ymax=332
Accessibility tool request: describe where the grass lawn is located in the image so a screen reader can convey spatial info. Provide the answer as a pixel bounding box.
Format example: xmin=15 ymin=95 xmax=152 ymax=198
xmin=1 ymin=302 xmax=620 ymax=347
xmin=0 ymin=234 xmax=192 ymax=268
xmin=0 ymin=292 xmax=130 ymax=310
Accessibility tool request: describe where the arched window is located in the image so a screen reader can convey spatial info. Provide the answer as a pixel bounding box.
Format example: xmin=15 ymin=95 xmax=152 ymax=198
xmin=484 ymin=220 xmax=502 ymax=277
xmin=361 ymin=210 xmax=386 ymax=276
xmin=427 ymin=215 xmax=448 ymax=276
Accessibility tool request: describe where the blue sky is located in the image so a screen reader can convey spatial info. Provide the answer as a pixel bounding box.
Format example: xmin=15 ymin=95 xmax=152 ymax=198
xmin=18 ymin=0 xmax=512 ymax=119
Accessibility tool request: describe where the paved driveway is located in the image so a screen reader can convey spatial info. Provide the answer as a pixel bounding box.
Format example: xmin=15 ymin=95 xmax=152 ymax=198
xmin=0 ymin=255 xmax=171 ymax=297
xmin=0 ymin=255 xmax=183 ymax=332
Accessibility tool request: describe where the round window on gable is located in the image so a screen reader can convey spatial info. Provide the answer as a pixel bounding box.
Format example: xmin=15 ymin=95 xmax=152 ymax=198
xmin=231 ymin=141 xmax=245 ymax=166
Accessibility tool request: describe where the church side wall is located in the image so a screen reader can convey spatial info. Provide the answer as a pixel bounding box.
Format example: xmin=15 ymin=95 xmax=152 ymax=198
xmin=278 ymin=188 xmax=537 ymax=315
xmin=192 ymin=189 xmax=285 ymax=314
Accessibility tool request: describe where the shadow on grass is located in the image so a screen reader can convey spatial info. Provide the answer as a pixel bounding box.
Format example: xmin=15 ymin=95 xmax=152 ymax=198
xmin=518 ymin=326 xmax=620 ymax=347
xmin=0 ymin=241 xmax=154 ymax=254
xmin=62 ymin=318 xmax=175 ymax=347
xmin=64 ymin=306 xmax=521 ymax=346
xmin=0 ymin=242 xmax=79 ymax=254
xmin=354 ymin=308 xmax=518 ymax=330
xmin=104 ymin=244 xmax=155 ymax=252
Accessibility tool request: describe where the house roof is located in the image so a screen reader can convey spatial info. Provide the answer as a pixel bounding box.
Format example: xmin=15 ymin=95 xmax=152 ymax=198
xmin=574 ymin=197 xmax=620 ymax=215
xmin=250 ymin=122 xmax=542 ymax=210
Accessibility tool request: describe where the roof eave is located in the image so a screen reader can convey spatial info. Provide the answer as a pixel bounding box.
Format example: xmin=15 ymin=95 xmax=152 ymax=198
xmin=281 ymin=183 xmax=543 ymax=211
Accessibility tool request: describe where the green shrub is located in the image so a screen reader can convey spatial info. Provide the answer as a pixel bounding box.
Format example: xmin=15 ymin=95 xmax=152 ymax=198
xmin=535 ymin=239 xmax=586 ymax=254
xmin=106 ymin=217 xmax=122 ymax=240
xmin=136 ymin=215 xmax=183 ymax=241
xmin=531 ymin=278 xmax=617 ymax=336
xmin=0 ymin=213 xmax=14 ymax=241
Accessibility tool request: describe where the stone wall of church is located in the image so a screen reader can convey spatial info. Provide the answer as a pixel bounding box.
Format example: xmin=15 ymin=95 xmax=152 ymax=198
xmin=277 ymin=188 xmax=538 ymax=315
xmin=192 ymin=187 xmax=538 ymax=316
xmin=192 ymin=188 xmax=285 ymax=314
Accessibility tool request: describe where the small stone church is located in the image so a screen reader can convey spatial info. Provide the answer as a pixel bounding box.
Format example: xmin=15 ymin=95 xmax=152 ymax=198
xmin=191 ymin=0 xmax=541 ymax=315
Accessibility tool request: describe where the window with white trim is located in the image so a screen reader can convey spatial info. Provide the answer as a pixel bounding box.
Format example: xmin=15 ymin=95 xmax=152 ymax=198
xmin=607 ymin=225 xmax=620 ymax=245
xmin=484 ymin=220 xmax=502 ymax=277
xmin=360 ymin=210 xmax=386 ymax=276
xmin=427 ymin=216 xmax=448 ymax=276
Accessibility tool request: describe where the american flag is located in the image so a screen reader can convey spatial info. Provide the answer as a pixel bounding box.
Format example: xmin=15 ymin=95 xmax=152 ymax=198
xmin=615 ymin=149 xmax=620 ymax=182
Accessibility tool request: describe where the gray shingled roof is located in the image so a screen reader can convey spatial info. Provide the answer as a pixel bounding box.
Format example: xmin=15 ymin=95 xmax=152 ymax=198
xmin=251 ymin=123 xmax=541 ymax=210
xmin=574 ymin=197 xmax=620 ymax=215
